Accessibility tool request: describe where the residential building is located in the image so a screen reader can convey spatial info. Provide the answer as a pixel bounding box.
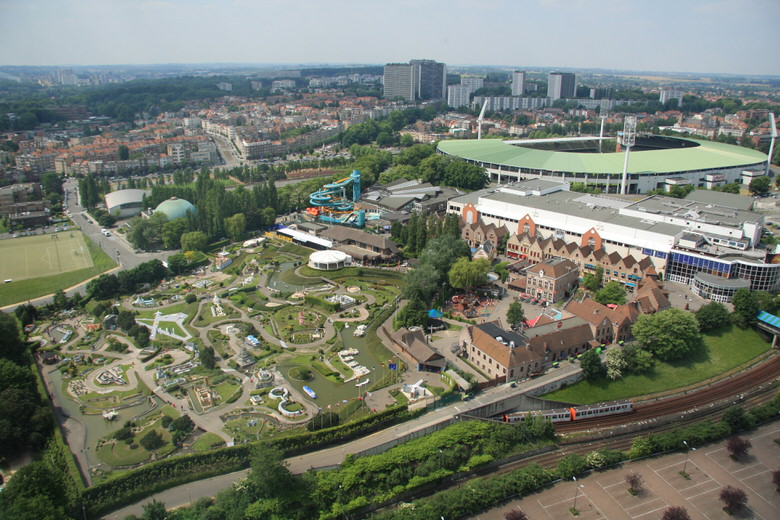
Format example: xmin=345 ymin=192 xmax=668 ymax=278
xmin=506 ymin=231 xmax=656 ymax=292
xmin=511 ymin=71 xmax=526 ymax=96
xmin=448 ymin=85 xmax=472 ymax=108
xmin=660 ymin=88 xmax=685 ymax=107
xmin=461 ymin=75 xmax=484 ymax=92
xmin=548 ymin=72 xmax=576 ymax=100
xmin=272 ymin=79 xmax=296 ymax=90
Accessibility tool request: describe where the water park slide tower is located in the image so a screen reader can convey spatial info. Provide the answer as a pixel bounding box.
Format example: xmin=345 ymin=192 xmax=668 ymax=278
xmin=307 ymin=170 xmax=366 ymax=227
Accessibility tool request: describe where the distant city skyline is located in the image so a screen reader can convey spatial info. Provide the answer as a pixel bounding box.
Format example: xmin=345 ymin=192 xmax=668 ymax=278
xmin=1 ymin=0 xmax=779 ymax=76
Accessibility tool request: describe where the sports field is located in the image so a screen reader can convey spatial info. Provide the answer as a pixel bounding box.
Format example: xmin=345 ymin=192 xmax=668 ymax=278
xmin=0 ymin=233 xmax=94 ymax=282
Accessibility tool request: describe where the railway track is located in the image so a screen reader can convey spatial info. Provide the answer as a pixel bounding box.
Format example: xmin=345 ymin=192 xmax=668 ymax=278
xmin=362 ymin=355 xmax=780 ymax=519
xmin=555 ymin=352 xmax=780 ymax=433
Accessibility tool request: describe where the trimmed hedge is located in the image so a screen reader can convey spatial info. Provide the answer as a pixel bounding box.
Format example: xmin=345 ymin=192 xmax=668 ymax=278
xmin=83 ymin=405 xmax=417 ymax=516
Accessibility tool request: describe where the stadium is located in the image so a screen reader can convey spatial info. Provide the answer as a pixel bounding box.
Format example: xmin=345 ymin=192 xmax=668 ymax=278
xmin=437 ymin=135 xmax=768 ymax=194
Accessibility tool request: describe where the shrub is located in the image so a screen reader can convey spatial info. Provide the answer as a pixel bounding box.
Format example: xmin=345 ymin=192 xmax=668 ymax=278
xmin=184 ymin=293 xmax=197 ymax=304
xmin=719 ymin=485 xmax=747 ymax=512
xmin=140 ymin=430 xmax=165 ymax=451
xmin=556 ymin=453 xmax=588 ymax=479
xmin=625 ymin=472 xmax=643 ymax=494
xmin=661 ymin=506 xmax=691 ymax=520
xmin=114 ymin=426 xmax=134 ymax=441
xmin=726 ymin=436 xmax=752 ymax=459
xmin=170 ymin=415 xmax=194 ymax=433
xmin=722 ymin=406 xmax=753 ymax=434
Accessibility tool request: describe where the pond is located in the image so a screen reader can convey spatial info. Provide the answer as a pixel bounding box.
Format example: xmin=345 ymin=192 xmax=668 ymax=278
xmin=279 ymin=324 xmax=395 ymax=414
xmin=47 ymin=368 xmax=164 ymax=469
xmin=266 ymin=262 xmax=304 ymax=293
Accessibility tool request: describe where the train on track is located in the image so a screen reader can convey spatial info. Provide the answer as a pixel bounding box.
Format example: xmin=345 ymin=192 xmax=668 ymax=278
xmin=501 ymin=399 xmax=633 ymax=423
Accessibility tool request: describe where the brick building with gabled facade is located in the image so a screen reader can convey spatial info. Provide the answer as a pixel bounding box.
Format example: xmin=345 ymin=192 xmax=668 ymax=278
xmin=461 ymin=219 xmax=508 ymax=250
xmin=525 ymin=257 xmax=579 ymax=302
xmin=507 ymin=232 xmax=656 ymax=292
xmin=461 ymin=318 xmax=594 ymax=382
xmin=564 ymin=278 xmax=672 ymax=344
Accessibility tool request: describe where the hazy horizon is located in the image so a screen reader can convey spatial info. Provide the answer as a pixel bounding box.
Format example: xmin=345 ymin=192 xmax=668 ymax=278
xmin=1 ymin=0 xmax=778 ymax=76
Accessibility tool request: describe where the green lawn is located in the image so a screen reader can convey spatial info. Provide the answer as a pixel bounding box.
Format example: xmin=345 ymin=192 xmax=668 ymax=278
xmin=213 ymin=379 xmax=241 ymax=403
xmin=544 ymin=325 xmax=771 ymax=404
xmin=192 ymin=432 xmax=226 ymax=452
xmin=0 ymin=234 xmax=115 ymax=307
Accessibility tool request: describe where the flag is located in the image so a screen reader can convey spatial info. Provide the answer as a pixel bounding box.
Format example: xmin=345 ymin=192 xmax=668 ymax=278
xmin=389 ymin=363 xmax=397 ymax=370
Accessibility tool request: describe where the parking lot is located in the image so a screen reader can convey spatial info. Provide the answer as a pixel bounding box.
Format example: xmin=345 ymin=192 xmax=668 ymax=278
xmin=473 ymin=422 xmax=780 ymax=520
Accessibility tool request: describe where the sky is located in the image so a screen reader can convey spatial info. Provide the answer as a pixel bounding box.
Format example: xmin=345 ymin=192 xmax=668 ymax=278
xmin=1 ymin=0 xmax=779 ymax=76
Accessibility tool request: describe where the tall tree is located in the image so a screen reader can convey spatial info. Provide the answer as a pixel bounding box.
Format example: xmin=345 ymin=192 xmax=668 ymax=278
xmin=0 ymin=313 xmax=27 ymax=365
xmin=593 ymin=281 xmax=627 ymax=305
xmin=695 ymin=302 xmax=730 ymax=332
xmin=506 ymin=302 xmax=526 ymax=329
xmin=224 ymin=212 xmax=246 ymax=242
xmin=731 ymin=288 xmax=759 ymax=328
xmin=448 ymin=257 xmax=491 ymax=292
xmin=181 ymin=231 xmax=208 ymax=252
xmin=632 ymin=308 xmax=702 ymax=361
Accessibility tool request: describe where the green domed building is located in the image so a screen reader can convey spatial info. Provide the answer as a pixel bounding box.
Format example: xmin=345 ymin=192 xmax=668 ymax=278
xmin=154 ymin=197 xmax=197 ymax=221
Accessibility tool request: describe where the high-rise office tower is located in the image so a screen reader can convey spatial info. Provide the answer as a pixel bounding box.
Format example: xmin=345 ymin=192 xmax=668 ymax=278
xmin=548 ymin=72 xmax=576 ymax=100
xmin=511 ymin=71 xmax=526 ymax=96
xmin=411 ymin=59 xmax=447 ymax=101
xmin=384 ymin=59 xmax=446 ymax=101
xmin=383 ymin=63 xmax=417 ymax=101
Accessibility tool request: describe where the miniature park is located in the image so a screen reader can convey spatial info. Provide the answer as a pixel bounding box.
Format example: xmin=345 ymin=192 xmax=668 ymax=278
xmin=31 ymin=236 xmax=422 ymax=482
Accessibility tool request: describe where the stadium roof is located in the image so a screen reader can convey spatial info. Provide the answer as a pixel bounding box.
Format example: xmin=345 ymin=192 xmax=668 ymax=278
xmin=437 ymin=137 xmax=767 ymax=175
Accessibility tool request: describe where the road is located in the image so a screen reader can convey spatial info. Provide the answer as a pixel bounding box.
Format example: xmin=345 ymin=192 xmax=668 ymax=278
xmin=210 ymin=134 xmax=242 ymax=168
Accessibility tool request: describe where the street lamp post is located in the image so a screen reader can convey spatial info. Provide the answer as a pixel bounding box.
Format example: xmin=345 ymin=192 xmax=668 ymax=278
xmin=572 ymin=477 xmax=584 ymax=513
xmin=682 ymin=440 xmax=690 ymax=476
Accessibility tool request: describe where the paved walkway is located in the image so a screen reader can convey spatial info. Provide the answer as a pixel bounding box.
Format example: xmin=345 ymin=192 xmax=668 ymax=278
xmin=472 ymin=421 xmax=780 ymax=520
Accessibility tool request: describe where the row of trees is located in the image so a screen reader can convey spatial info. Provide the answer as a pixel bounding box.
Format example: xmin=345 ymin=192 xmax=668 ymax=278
xmin=397 ymin=233 xmax=472 ymax=328
xmin=0 ymin=314 xmax=53 ymax=462
xmin=86 ymin=259 xmax=168 ymax=300
xmin=377 ymin=143 xmax=489 ymax=191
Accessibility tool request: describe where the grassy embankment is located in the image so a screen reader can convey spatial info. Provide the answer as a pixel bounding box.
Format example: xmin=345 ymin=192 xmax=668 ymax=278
xmin=544 ymin=325 xmax=771 ymax=403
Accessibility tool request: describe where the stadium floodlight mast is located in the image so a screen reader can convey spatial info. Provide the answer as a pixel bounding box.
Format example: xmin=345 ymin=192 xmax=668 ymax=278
xmin=599 ymin=115 xmax=606 ymax=153
xmin=620 ymin=115 xmax=637 ymax=195
xmin=767 ymin=113 xmax=777 ymax=176
xmin=477 ymin=99 xmax=489 ymax=140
